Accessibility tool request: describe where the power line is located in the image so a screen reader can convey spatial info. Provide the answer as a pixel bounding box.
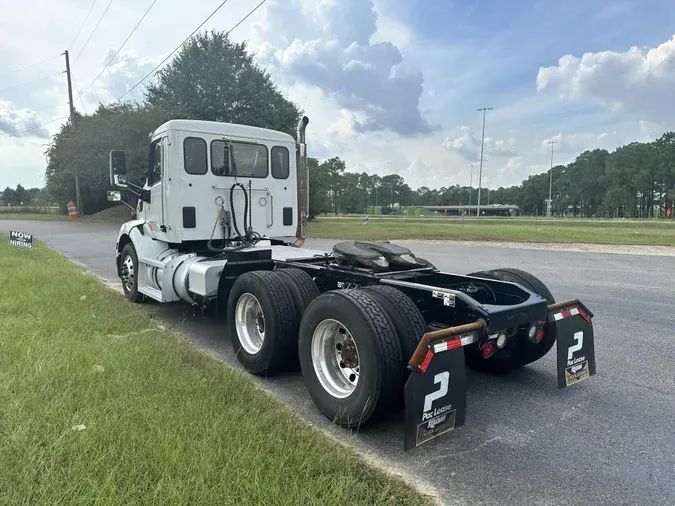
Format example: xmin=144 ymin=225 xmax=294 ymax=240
xmin=71 ymin=73 xmax=88 ymax=115
xmin=79 ymin=0 xmax=159 ymax=98
xmin=161 ymin=0 xmax=267 ymax=88
xmin=0 ymin=73 xmax=62 ymax=94
xmin=0 ymin=54 xmax=62 ymax=78
xmin=68 ymin=0 xmax=99 ymax=50
xmin=73 ymin=0 xmax=114 ymax=65
xmin=0 ymin=116 xmax=68 ymax=138
xmin=115 ymin=0 xmax=234 ymax=102
xmin=28 ymin=103 xmax=70 ymax=113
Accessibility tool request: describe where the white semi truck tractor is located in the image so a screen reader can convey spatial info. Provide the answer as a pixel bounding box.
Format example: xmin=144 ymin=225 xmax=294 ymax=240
xmin=109 ymin=116 xmax=598 ymax=451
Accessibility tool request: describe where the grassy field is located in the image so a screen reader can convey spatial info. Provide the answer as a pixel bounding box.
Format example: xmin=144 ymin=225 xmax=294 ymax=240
xmin=4 ymin=208 xmax=675 ymax=246
xmin=308 ymin=216 xmax=675 ymax=246
xmin=0 ymin=237 xmax=430 ymax=506
xmin=0 ymin=212 xmax=67 ymax=221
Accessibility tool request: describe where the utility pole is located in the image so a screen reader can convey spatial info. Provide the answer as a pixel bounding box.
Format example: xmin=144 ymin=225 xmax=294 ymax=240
xmin=468 ymin=164 xmax=473 ymax=215
xmin=547 ymin=140 xmax=557 ymax=217
xmin=63 ymin=49 xmax=82 ymax=215
xmin=63 ymin=50 xmax=75 ymax=123
xmin=476 ymin=107 xmax=492 ymax=217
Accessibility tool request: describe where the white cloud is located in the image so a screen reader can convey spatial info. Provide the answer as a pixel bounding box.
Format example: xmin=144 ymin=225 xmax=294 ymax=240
xmin=442 ymin=126 xmax=517 ymax=161
xmin=536 ymin=34 xmax=675 ymax=124
xmin=540 ymin=131 xmax=618 ymax=154
xmin=253 ymin=0 xmax=431 ymax=136
xmin=0 ymin=101 xmax=49 ymax=138
xmin=76 ymin=48 xmax=164 ymax=108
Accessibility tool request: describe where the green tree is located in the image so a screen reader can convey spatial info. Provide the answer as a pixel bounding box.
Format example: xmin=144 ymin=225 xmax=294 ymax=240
xmin=45 ymin=104 xmax=175 ymax=213
xmin=2 ymin=187 xmax=15 ymax=206
xmin=13 ymin=184 xmax=27 ymax=205
xmin=145 ymin=31 xmax=301 ymax=138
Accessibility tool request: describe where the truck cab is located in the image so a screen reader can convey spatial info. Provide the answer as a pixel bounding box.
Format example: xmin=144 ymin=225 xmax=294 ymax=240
xmin=111 ymin=119 xmax=308 ymax=246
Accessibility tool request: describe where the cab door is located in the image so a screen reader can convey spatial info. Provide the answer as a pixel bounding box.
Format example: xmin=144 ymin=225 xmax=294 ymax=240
xmin=144 ymin=136 xmax=169 ymax=241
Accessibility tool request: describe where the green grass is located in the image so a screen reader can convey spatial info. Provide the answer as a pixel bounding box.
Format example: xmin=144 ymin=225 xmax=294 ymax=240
xmin=0 ymin=237 xmax=430 ymax=506
xmin=308 ymin=216 xmax=675 ymax=246
xmin=0 ymin=212 xmax=68 ymax=221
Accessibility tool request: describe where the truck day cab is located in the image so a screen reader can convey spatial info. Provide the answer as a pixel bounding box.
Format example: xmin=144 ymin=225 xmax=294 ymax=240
xmin=108 ymin=116 xmax=597 ymax=450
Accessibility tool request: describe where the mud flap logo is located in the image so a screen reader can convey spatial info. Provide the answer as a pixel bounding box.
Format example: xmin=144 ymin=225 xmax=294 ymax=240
xmin=404 ymin=348 xmax=466 ymax=451
xmin=423 ymin=372 xmax=449 ymax=412
xmin=568 ymin=331 xmax=583 ymax=361
xmin=555 ymin=309 xmax=597 ymax=389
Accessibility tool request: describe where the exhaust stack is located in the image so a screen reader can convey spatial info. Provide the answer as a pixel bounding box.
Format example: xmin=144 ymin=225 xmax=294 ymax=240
xmin=294 ymin=115 xmax=310 ymax=246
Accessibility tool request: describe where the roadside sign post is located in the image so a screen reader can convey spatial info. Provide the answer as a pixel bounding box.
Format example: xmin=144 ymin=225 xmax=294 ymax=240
xmin=8 ymin=230 xmax=33 ymax=249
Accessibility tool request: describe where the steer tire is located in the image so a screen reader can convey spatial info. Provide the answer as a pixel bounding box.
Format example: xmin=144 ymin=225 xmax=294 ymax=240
xmin=120 ymin=243 xmax=145 ymax=303
xmin=465 ymin=267 xmax=556 ymax=373
xmin=298 ymin=289 xmax=404 ymax=428
xmin=275 ymin=268 xmax=320 ymax=321
xmin=227 ymin=270 xmax=299 ymax=376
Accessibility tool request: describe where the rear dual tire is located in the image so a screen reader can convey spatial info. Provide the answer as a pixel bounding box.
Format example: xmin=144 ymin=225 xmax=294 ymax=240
xmin=227 ymin=270 xmax=300 ymax=376
xmin=298 ymin=289 xmax=406 ymax=427
xmin=465 ymin=267 xmax=556 ymax=373
xmin=228 ymin=271 xmax=426 ymax=427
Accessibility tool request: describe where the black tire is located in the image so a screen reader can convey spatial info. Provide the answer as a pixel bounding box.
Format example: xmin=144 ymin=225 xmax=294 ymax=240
xmin=275 ymin=268 xmax=320 ymax=322
xmin=360 ymin=284 xmax=426 ymax=366
xmin=227 ymin=270 xmax=299 ymax=376
xmin=465 ymin=267 xmax=556 ymax=373
xmin=487 ymin=268 xmax=555 ymax=305
xmin=298 ymin=289 xmax=404 ymax=428
xmin=119 ymin=242 xmax=145 ymax=303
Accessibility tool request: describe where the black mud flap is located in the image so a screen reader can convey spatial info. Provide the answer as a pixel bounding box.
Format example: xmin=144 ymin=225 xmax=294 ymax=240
xmin=403 ymin=346 xmax=467 ymax=451
xmin=551 ymin=300 xmax=597 ymax=389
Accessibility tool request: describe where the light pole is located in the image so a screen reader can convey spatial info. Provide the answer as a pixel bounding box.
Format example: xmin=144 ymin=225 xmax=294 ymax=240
xmin=476 ymin=107 xmax=492 ymax=217
xmin=487 ymin=176 xmax=491 ymax=206
xmin=468 ymin=164 xmax=473 ymax=215
xmin=547 ymin=140 xmax=557 ymax=217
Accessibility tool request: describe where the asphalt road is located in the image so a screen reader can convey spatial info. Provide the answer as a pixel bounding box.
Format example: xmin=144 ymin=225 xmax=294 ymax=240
xmin=3 ymin=219 xmax=675 ymax=506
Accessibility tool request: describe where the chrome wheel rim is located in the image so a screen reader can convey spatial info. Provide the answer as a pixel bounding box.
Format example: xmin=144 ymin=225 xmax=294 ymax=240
xmin=235 ymin=293 xmax=265 ymax=354
xmin=121 ymin=254 xmax=135 ymax=292
xmin=311 ymin=319 xmax=360 ymax=399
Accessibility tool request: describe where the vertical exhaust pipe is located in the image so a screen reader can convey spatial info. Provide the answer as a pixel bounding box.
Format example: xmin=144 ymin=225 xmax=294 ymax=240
xmin=293 ymin=116 xmax=309 ymax=247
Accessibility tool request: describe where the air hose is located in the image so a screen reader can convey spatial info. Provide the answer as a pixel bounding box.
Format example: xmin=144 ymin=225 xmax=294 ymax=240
xmin=207 ymin=182 xmax=262 ymax=252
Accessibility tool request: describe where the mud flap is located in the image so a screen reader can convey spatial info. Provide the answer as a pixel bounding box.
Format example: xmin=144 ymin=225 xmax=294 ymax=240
xmin=403 ymin=346 xmax=467 ymax=451
xmin=551 ymin=300 xmax=597 ymax=389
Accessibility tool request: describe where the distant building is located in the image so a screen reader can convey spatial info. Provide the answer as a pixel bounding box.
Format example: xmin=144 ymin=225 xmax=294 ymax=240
xmin=419 ymin=204 xmax=519 ymax=217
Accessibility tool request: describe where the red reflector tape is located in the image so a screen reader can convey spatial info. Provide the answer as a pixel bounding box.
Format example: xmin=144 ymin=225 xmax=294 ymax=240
xmin=419 ymin=349 xmax=434 ymax=373
xmin=432 ymin=333 xmax=477 ymax=354
xmin=553 ymin=307 xmax=580 ymax=321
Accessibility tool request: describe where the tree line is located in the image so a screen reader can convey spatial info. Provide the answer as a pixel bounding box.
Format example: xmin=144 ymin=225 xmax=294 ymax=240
xmin=1 ymin=184 xmax=47 ymax=206
xmin=309 ymin=135 xmax=675 ymax=218
xmin=40 ymin=30 xmax=674 ymax=219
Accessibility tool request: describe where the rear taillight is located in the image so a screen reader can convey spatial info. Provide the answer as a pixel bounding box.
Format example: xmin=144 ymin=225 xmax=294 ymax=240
xmin=527 ymin=321 xmax=546 ymax=344
xmin=535 ymin=328 xmax=544 ymax=343
xmin=481 ymin=341 xmax=496 ymax=359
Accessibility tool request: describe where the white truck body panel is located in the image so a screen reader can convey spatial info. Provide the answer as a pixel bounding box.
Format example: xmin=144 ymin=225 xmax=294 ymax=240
xmin=137 ymin=120 xmax=298 ymax=245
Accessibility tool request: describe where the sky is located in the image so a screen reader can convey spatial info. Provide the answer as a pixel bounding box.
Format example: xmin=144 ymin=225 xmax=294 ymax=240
xmin=2 ymin=0 xmax=675 ymax=191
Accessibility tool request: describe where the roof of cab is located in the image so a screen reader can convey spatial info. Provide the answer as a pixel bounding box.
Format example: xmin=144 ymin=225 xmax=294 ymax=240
xmin=153 ymin=119 xmax=295 ymax=143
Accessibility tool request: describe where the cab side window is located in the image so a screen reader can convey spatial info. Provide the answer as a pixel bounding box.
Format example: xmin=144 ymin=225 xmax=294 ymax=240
xmin=271 ymin=146 xmax=289 ymax=179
